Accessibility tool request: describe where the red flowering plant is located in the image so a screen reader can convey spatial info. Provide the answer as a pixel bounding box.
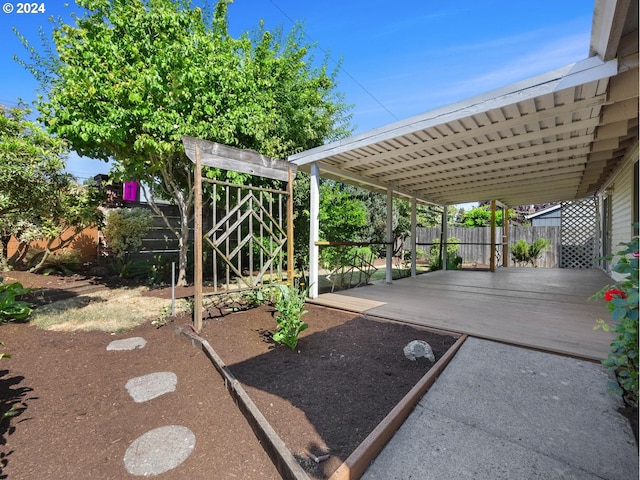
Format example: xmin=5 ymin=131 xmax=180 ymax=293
xmin=592 ymin=231 xmax=639 ymax=407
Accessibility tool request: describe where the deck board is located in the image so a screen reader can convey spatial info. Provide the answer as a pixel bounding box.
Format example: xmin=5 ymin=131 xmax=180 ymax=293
xmin=310 ymin=268 xmax=616 ymax=361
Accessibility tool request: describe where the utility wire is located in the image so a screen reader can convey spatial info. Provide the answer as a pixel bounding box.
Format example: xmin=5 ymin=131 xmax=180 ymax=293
xmin=268 ymin=0 xmax=399 ymax=122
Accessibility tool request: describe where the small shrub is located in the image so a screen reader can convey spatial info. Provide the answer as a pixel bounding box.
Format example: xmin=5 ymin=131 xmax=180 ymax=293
xmin=273 ymin=281 xmax=309 ymax=351
xmin=102 ymin=208 xmax=154 ymax=259
xmin=0 ymin=277 xmax=32 ymax=322
xmin=511 ymin=238 xmax=550 ymax=267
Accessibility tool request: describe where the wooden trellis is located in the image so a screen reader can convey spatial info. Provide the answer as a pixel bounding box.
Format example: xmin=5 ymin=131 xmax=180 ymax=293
xmin=560 ymin=198 xmax=598 ymax=269
xmin=183 ymin=136 xmax=296 ymax=332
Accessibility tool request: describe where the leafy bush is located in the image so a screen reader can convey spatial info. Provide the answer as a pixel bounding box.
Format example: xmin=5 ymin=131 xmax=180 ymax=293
xmin=273 ymin=281 xmax=309 ymax=351
xmin=592 ymin=233 xmax=639 ymax=407
xmin=102 ymin=208 xmax=154 ymax=259
xmin=510 ymin=238 xmax=550 ymax=267
xmin=102 ymin=208 xmax=154 ymax=276
xmin=0 ymin=277 xmax=32 ymax=321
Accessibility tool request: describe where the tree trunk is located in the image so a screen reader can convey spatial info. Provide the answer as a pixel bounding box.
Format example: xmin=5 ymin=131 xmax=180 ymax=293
xmin=0 ymin=236 xmax=9 ymax=272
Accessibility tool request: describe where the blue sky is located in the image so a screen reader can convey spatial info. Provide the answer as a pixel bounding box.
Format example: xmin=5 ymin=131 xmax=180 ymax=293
xmin=0 ymin=0 xmax=595 ymax=181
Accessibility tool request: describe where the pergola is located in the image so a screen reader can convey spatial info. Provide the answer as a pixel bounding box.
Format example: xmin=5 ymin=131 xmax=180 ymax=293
xmin=289 ymin=0 xmax=638 ymax=298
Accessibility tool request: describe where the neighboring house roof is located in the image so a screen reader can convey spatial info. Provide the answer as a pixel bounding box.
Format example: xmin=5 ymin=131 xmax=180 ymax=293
xmin=289 ymin=0 xmax=638 ymax=208
xmin=526 ymin=204 xmax=561 ymax=220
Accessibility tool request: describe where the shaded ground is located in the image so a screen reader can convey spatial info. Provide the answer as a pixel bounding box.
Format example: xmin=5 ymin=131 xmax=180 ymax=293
xmin=0 ymin=272 xmax=458 ymax=479
xmin=199 ymin=305 xmax=458 ymax=478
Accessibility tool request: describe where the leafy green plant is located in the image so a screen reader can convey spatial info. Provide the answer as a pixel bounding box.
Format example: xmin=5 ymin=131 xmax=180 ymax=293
xmin=592 ymin=233 xmax=639 ymax=407
xmin=510 ymin=238 xmax=550 ymax=267
xmin=242 ymin=287 xmax=273 ymax=309
xmin=273 ymin=281 xmax=309 ymax=351
xmin=0 ymin=277 xmax=33 ymax=321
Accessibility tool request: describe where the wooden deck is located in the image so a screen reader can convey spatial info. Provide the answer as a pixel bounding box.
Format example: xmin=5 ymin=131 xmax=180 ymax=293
xmin=309 ymin=268 xmax=616 ymax=361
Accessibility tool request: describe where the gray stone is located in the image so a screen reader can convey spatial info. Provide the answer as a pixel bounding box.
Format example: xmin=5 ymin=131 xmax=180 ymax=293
xmin=107 ymin=337 xmax=147 ymax=351
xmin=403 ymin=340 xmax=435 ymax=362
xmin=124 ymin=425 xmax=195 ymax=476
xmin=126 ymin=372 xmax=178 ymax=403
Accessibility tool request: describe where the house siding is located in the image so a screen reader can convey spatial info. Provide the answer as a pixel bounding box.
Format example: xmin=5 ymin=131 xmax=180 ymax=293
xmin=600 ymin=140 xmax=638 ymax=279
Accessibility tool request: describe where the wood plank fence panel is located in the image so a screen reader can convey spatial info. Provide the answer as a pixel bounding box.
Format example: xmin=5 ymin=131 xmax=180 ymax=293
xmin=413 ymin=226 xmax=560 ymax=268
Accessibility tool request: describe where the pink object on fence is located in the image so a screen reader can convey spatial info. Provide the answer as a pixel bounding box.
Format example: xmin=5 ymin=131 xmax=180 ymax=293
xmin=123 ymin=181 xmax=139 ymax=202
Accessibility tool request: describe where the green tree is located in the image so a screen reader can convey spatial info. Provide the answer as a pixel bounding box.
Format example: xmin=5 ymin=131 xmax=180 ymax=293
xmin=0 ymin=104 xmax=101 ymax=272
xmin=18 ymin=0 xmax=351 ymax=285
xmin=460 ymin=205 xmax=514 ymax=227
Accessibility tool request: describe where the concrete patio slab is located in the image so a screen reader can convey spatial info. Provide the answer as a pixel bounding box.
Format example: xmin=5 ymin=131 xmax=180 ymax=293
xmin=362 ymin=337 xmax=637 ymax=480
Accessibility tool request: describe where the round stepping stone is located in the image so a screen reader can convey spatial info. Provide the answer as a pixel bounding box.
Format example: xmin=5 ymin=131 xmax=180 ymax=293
xmin=107 ymin=337 xmax=147 ymax=351
xmin=126 ymin=372 xmax=178 ymax=403
xmin=124 ymin=425 xmax=195 ymax=476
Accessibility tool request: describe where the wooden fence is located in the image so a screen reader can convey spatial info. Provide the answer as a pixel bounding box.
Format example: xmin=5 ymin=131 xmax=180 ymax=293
xmin=412 ymin=226 xmax=561 ymax=268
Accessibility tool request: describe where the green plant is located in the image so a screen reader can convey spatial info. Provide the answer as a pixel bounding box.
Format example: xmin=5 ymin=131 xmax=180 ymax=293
xmin=242 ymin=287 xmax=274 ymax=309
xmin=0 ymin=277 xmax=33 ymax=321
xmin=429 ymin=237 xmax=461 ymax=271
xmin=510 ymin=238 xmax=550 ymax=267
xmin=102 ymin=208 xmax=154 ymax=276
xmin=273 ymin=281 xmax=309 ymax=351
xmin=27 ymin=249 xmax=82 ymax=276
xmin=592 ymin=233 xmax=639 ymax=407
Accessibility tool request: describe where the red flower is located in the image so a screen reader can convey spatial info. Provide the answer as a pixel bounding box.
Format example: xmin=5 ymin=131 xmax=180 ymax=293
xmin=604 ymin=289 xmax=627 ymax=301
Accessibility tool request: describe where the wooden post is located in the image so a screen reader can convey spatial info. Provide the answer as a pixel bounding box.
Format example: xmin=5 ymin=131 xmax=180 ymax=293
xmin=502 ymin=206 xmax=510 ymax=267
xmin=385 ymin=187 xmax=393 ymax=284
xmin=308 ymin=163 xmax=320 ymax=298
xmin=490 ymin=200 xmax=496 ymax=272
xmin=194 ymin=146 xmax=203 ymax=333
xmin=287 ymin=167 xmax=294 ymax=286
xmin=410 ymin=197 xmax=417 ymax=278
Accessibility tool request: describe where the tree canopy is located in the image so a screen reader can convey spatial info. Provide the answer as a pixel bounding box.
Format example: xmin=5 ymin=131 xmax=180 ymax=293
xmin=0 ymin=104 xmax=102 ymax=271
xmin=19 ymin=0 xmax=352 ymax=284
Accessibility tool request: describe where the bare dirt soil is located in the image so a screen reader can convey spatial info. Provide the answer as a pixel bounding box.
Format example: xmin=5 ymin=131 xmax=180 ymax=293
xmin=0 ymin=272 xmax=458 ymax=479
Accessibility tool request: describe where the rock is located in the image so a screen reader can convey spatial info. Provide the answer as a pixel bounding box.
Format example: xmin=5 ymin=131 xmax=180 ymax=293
xmin=123 ymin=425 xmax=195 ymax=476
xmin=126 ymin=372 xmax=178 ymax=403
xmin=107 ymin=337 xmax=147 ymax=351
xmin=403 ymin=340 xmax=435 ymax=362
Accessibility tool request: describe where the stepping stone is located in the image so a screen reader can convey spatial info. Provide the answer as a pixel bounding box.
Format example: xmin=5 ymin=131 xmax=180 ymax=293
xmin=124 ymin=425 xmax=196 ymax=476
xmin=126 ymin=372 xmax=178 ymax=403
xmin=107 ymin=337 xmax=147 ymax=351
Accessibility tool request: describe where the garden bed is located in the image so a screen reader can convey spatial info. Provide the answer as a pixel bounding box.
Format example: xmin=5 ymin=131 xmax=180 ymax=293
xmin=195 ymin=304 xmax=460 ymax=479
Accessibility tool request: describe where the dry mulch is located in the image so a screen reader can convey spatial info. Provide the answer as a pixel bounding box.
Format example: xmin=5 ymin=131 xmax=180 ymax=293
xmin=0 ymin=271 xmax=458 ymax=479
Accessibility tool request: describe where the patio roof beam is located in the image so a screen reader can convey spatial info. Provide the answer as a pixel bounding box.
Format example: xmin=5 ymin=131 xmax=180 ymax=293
xmin=337 ymin=94 xmax=606 ymax=171
xmin=314 ymin=163 xmax=441 ymax=207
xmin=366 ymin=117 xmax=600 ymax=178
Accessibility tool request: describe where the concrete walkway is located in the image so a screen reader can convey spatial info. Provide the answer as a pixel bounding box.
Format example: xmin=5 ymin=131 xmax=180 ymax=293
xmin=362 ymin=337 xmax=638 ymax=480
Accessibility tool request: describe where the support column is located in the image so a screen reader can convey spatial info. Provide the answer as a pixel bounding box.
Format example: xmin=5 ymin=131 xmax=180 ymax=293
xmin=502 ymin=206 xmax=509 ymax=267
xmin=411 ymin=197 xmax=417 ymax=278
xmin=442 ymin=205 xmax=449 ymax=270
xmin=386 ymin=186 xmax=393 ymax=284
xmin=490 ymin=200 xmax=496 ymax=272
xmin=309 ymin=163 xmax=320 ymax=298
xmin=194 ymin=146 xmax=203 ymax=333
